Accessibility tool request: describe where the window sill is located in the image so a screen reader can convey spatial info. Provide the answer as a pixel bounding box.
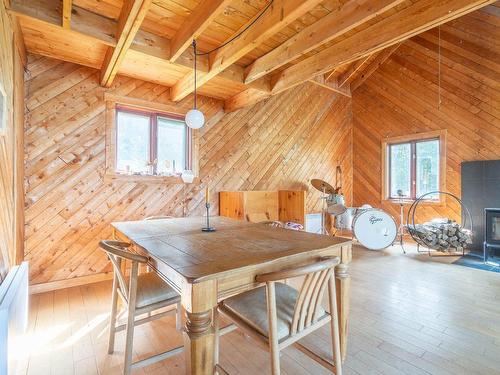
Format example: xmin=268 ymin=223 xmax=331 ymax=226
xmin=104 ymin=173 xmax=198 ymax=184
xmin=382 ymin=199 xmax=445 ymax=207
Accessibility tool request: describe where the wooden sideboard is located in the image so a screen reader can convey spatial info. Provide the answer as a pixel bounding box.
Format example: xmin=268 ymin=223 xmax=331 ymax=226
xmin=219 ymin=190 xmax=306 ymax=225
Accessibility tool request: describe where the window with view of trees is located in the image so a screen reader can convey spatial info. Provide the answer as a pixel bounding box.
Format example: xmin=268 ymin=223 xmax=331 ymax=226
xmin=386 ymin=137 xmax=441 ymax=200
xmin=115 ymin=107 xmax=190 ymax=176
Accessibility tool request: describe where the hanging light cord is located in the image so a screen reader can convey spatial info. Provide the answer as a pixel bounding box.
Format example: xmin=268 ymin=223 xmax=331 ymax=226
xmin=438 ymin=25 xmax=442 ymax=109
xmin=193 ymin=0 xmax=274 ymax=56
xmin=192 ymin=39 xmax=198 ymax=109
xmin=190 ymin=0 xmax=273 ymax=109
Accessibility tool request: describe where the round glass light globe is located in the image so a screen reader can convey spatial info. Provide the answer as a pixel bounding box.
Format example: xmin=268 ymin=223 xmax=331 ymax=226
xmin=185 ymin=109 xmax=205 ymax=129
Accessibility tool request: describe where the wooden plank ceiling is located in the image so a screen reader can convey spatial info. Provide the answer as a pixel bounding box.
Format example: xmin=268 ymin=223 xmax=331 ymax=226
xmin=8 ymin=0 xmax=497 ymax=111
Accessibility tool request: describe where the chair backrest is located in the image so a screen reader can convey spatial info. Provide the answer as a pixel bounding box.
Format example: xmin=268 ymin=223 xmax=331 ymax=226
xmin=144 ymin=215 xmax=174 ymax=220
xmin=259 ymin=220 xmax=285 ymax=228
xmin=246 ymin=212 xmax=270 ymax=223
xmin=256 ymin=257 xmax=340 ymax=335
xmin=99 ymin=240 xmax=148 ymax=299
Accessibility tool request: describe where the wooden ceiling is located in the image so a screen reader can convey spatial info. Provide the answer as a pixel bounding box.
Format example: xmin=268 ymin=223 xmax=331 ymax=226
xmin=8 ymin=0 xmax=498 ymax=111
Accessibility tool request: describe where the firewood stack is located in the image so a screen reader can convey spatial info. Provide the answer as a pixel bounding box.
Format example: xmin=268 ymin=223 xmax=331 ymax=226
xmin=407 ymin=219 xmax=473 ymax=252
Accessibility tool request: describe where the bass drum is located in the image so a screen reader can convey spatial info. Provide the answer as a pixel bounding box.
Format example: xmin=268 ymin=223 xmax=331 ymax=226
xmin=352 ymin=209 xmax=397 ymax=250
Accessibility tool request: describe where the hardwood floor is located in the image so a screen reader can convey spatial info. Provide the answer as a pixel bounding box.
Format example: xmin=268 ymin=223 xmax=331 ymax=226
xmin=15 ymin=245 xmax=500 ymax=375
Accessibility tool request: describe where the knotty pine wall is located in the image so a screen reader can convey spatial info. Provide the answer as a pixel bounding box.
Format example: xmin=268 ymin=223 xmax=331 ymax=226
xmin=25 ymin=55 xmax=352 ymax=286
xmin=352 ymin=8 xmax=500 ymax=226
xmin=0 ymin=2 xmax=24 ymax=283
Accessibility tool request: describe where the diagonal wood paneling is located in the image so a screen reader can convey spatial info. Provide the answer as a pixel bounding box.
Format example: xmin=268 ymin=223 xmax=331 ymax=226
xmin=24 ymin=54 xmax=352 ymax=285
xmin=352 ymin=7 xmax=500 ymax=227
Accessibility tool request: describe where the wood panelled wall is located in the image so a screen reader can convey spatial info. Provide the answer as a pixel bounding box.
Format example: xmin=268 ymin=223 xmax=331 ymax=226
xmin=352 ymin=7 xmax=500 ymax=225
xmin=24 ymin=56 xmax=352 ymax=286
xmin=0 ymin=2 xmax=24 ymax=283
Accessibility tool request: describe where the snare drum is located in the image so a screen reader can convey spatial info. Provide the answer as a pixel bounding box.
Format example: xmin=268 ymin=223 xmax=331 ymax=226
xmin=335 ymin=207 xmax=357 ymax=230
xmin=326 ymin=194 xmax=347 ymax=216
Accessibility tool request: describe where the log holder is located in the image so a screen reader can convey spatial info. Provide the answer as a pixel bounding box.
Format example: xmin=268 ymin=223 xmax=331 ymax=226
xmin=405 ymin=191 xmax=472 ymax=257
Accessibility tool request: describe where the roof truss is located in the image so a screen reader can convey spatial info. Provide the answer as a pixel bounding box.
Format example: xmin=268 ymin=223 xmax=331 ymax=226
xmin=100 ymin=0 xmax=151 ymax=87
xmin=271 ymin=0 xmax=494 ymax=95
xmin=169 ymin=0 xmax=232 ymax=62
xmin=170 ymin=0 xmax=324 ymax=102
xmin=8 ymin=0 xmax=497 ymax=111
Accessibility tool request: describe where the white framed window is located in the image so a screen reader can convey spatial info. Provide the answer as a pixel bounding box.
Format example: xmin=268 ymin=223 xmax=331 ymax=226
xmin=382 ymin=131 xmax=446 ymax=202
xmin=104 ymin=94 xmax=198 ymax=183
xmin=115 ymin=107 xmax=191 ymax=176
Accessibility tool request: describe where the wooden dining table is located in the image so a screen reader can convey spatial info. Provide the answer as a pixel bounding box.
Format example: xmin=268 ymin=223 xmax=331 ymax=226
xmin=112 ymin=216 xmax=352 ymax=375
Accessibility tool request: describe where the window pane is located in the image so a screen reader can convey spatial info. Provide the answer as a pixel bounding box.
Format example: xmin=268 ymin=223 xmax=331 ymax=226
xmin=116 ymin=111 xmax=151 ymax=174
xmin=156 ymin=116 xmax=187 ymax=175
xmin=389 ymin=143 xmax=411 ymax=198
xmin=416 ymin=139 xmax=439 ymax=199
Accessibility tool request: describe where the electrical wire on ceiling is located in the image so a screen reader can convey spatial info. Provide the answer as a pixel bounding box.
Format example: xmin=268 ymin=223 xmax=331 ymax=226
xmin=187 ymin=0 xmax=274 ymax=129
xmin=193 ymin=0 xmax=274 ymax=56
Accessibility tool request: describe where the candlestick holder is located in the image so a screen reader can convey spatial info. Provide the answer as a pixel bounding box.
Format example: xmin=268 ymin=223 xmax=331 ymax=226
xmin=202 ymin=203 xmax=216 ymax=232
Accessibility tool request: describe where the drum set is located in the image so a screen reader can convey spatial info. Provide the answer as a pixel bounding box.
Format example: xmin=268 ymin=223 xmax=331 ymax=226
xmin=311 ymin=178 xmax=398 ymax=250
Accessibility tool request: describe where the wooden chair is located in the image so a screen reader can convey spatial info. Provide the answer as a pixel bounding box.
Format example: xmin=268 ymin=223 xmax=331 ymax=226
xmin=99 ymin=240 xmax=183 ymax=375
xmin=246 ymin=212 xmax=270 ymax=223
xmin=214 ymin=257 xmax=342 ymax=375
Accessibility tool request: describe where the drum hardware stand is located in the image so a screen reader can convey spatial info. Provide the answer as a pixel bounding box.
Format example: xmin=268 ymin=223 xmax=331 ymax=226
xmin=310 ymin=179 xmax=338 ymax=236
xmin=395 ymin=190 xmax=407 ymax=254
xmin=319 ymin=186 xmax=329 ymax=235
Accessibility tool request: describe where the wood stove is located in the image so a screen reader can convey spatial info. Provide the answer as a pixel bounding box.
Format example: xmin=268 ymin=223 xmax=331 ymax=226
xmin=484 ymin=208 xmax=500 ymax=262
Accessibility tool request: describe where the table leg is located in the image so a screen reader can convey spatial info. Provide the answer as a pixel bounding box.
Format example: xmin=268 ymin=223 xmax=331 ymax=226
xmin=335 ymin=245 xmax=351 ymax=361
xmin=182 ymin=281 xmax=217 ymax=375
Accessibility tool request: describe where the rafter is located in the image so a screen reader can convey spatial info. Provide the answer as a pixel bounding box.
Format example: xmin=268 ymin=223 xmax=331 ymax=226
xmin=271 ymin=0 xmax=495 ymax=95
xmin=170 ymin=0 xmax=324 ymax=102
xmin=62 ymin=0 xmax=72 ymax=28
xmin=336 ymin=55 xmax=373 ymax=88
xmin=244 ymin=0 xmax=404 ymax=84
xmin=308 ymin=75 xmax=351 ymax=98
xmin=324 ymin=69 xmax=337 ymax=82
xmin=350 ymin=43 xmax=401 ymax=91
xmin=224 ymin=88 xmax=271 ymax=113
xmin=10 ymin=0 xmax=270 ymax=94
xmin=100 ymin=0 xmax=151 ymax=87
xmin=169 ymin=0 xmax=231 ymax=62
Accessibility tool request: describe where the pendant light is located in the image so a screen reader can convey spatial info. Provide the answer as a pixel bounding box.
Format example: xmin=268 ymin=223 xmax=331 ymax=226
xmin=185 ymin=39 xmax=205 ymax=129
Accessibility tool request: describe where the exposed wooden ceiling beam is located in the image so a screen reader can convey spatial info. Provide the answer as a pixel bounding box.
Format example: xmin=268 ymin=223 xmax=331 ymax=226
xmin=100 ymin=0 xmax=151 ymax=87
xmin=9 ymin=0 xmax=270 ymax=95
xmin=224 ymin=88 xmax=271 ymax=113
xmin=336 ymin=55 xmax=373 ymax=88
xmin=324 ymin=69 xmax=337 ymax=82
xmin=62 ymin=0 xmax=72 ymax=28
xmin=350 ymin=43 xmax=401 ymax=91
xmin=244 ymin=0 xmax=404 ymax=84
xmin=169 ymin=0 xmax=232 ymax=62
xmin=308 ymin=75 xmax=351 ymax=98
xmin=271 ymin=0 xmax=495 ymax=95
xmin=170 ymin=0 xmax=324 ymax=102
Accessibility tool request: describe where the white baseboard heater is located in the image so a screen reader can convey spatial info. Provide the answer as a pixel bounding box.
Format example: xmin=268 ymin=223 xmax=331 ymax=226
xmin=0 ymin=262 xmax=28 ymax=375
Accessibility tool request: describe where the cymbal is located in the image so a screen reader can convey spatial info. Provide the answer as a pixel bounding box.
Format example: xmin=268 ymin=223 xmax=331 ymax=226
xmin=311 ymin=179 xmax=336 ymax=195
